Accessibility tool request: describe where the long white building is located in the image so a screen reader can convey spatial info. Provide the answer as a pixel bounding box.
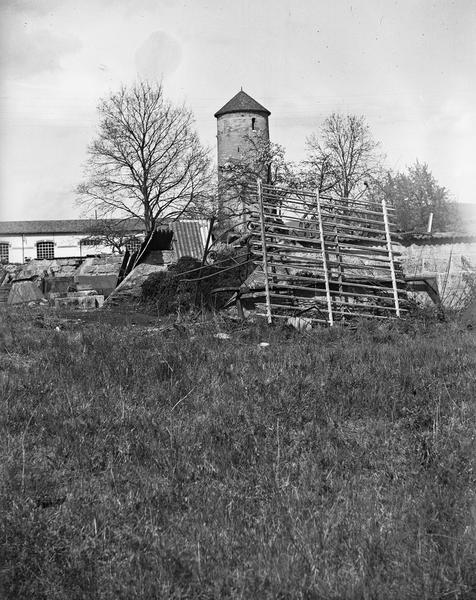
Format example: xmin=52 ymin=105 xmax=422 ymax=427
xmin=0 ymin=219 xmax=145 ymax=264
xmin=0 ymin=218 xmax=210 ymax=264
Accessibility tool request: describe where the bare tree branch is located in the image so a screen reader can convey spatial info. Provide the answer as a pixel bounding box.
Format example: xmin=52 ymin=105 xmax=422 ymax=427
xmin=303 ymin=113 xmax=383 ymax=199
xmin=77 ymin=81 xmax=214 ymax=233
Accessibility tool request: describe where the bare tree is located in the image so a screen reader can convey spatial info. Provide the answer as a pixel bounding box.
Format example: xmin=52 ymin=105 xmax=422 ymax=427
xmin=304 ymin=113 xmax=383 ymax=198
xmin=78 ymin=81 xmax=213 ymax=233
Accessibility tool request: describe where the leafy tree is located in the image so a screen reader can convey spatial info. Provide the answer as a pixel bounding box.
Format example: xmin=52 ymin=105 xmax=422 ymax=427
xmin=304 ymin=113 xmax=383 ymax=197
xmin=384 ymin=161 xmax=460 ymax=232
xmin=78 ymin=81 xmax=213 ymax=233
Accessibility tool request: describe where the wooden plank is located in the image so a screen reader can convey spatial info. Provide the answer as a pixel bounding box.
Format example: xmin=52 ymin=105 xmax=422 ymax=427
xmin=254 ymin=303 xmax=403 ymax=320
xmin=256 ymin=213 xmax=388 ymax=237
xmin=261 ymin=187 xmax=391 ymax=210
xmin=317 ymin=192 xmax=333 ymax=325
xmin=261 ymin=195 xmax=393 ymax=218
xmin=263 ymin=278 xmax=407 ymax=298
xmin=259 ymin=286 xmax=403 ymax=305
xmin=382 ymin=196 xmax=400 ymax=317
xmin=265 ymin=257 xmax=394 ymax=274
xmin=250 ymin=239 xmax=401 ymax=258
xmin=257 ymin=203 xmax=397 ymax=228
xmin=257 ymin=178 xmax=272 ymax=324
xmin=259 ymin=209 xmax=397 ymax=230
xmin=258 ymin=275 xmax=408 ymax=295
xmin=253 ymin=248 xmax=393 ymax=264
xmin=324 ymin=240 xmax=400 ymax=255
xmin=249 ymin=229 xmax=387 ymax=247
xmin=253 ymin=252 xmax=396 ymax=271
xmin=320 ymin=194 xmax=396 ymax=210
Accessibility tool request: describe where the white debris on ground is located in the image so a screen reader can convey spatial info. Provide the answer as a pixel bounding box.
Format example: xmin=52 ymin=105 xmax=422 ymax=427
xmin=214 ymin=332 xmax=231 ymax=339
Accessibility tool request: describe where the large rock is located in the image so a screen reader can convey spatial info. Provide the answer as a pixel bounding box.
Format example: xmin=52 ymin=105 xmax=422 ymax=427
xmin=74 ymin=255 xmax=123 ymax=297
xmin=75 ymin=255 xmax=123 ymax=276
xmin=104 ymin=263 xmax=167 ymax=307
xmin=7 ymin=280 xmax=44 ymax=304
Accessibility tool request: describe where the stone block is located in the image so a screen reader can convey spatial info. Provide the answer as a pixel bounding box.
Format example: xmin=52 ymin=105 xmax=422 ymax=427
xmin=67 ymin=290 xmax=98 ymax=297
xmin=43 ymin=276 xmax=75 ymax=295
xmin=55 ymin=295 xmax=104 ymax=310
xmin=74 ymin=275 xmax=118 ymax=297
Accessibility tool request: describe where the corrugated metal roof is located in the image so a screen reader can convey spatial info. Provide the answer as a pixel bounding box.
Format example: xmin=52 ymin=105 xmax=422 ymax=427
xmin=214 ymin=90 xmax=271 ymax=118
xmin=170 ymin=220 xmax=209 ymax=260
xmin=0 ymin=218 xmax=144 ymax=235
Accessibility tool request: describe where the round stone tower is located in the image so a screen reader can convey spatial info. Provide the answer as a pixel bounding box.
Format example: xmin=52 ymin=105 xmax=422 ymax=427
xmin=214 ymin=90 xmax=271 ymax=228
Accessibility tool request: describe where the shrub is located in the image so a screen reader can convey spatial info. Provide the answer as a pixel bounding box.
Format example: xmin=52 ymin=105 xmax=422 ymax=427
xmin=141 ymin=250 xmax=254 ymax=314
xmin=141 ymin=257 xmax=201 ymax=314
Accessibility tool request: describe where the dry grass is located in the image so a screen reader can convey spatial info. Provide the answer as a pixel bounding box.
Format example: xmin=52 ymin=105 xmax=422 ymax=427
xmin=0 ymin=307 xmax=475 ymax=599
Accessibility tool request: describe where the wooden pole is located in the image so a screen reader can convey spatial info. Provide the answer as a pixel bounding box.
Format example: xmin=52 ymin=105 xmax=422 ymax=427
xmin=194 ymin=216 xmax=216 ymax=306
xmin=316 ymin=191 xmax=333 ymax=326
xmin=332 ymin=208 xmax=346 ymax=309
xmin=427 ymin=212 xmax=434 ymax=234
xmin=258 ymin=178 xmax=273 ymax=324
xmin=382 ymin=196 xmax=400 ymax=317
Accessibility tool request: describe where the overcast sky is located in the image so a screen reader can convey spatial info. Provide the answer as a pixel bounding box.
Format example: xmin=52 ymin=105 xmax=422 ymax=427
xmin=0 ymin=0 xmax=475 ymax=221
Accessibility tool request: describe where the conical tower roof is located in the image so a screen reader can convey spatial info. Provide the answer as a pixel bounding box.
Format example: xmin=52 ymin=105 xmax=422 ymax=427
xmin=214 ymin=90 xmax=271 ymax=118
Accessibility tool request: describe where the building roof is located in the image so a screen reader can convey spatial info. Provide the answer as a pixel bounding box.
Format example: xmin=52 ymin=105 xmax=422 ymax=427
xmin=170 ymin=220 xmax=209 ymax=260
xmin=0 ymin=217 xmax=210 ymax=261
xmin=214 ymin=90 xmax=271 ymax=118
xmin=0 ymin=219 xmax=144 ymax=236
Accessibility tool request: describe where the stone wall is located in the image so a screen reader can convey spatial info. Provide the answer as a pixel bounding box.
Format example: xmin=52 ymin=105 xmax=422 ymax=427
xmin=398 ymin=239 xmax=476 ymax=308
xmin=0 ymin=256 xmax=124 ymax=301
xmin=216 ymin=112 xmax=269 ymax=167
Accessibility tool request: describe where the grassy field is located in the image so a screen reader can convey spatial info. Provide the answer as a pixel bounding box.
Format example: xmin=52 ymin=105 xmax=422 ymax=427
xmin=0 ymin=307 xmax=475 ymax=599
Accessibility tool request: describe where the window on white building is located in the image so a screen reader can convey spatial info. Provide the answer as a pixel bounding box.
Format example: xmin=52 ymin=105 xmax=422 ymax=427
xmin=36 ymin=241 xmax=55 ymax=260
xmin=125 ymin=238 xmax=142 ymax=254
xmin=80 ymin=238 xmax=102 ymax=247
xmin=0 ymin=243 xmax=9 ymax=263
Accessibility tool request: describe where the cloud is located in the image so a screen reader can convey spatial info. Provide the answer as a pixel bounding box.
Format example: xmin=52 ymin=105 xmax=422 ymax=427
xmin=1 ymin=0 xmax=62 ymax=15
xmin=0 ymin=28 xmax=82 ymax=79
xmin=135 ymin=31 xmax=182 ymax=80
xmin=0 ymin=1 xmax=82 ymax=80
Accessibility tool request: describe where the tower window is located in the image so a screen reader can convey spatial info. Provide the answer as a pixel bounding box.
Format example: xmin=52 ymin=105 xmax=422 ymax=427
xmin=36 ymin=241 xmax=54 ymax=260
xmin=251 ymin=118 xmax=256 ymax=130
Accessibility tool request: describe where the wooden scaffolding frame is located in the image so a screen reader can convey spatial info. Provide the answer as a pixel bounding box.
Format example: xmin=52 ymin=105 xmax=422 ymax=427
xmin=248 ymin=180 xmax=407 ymax=325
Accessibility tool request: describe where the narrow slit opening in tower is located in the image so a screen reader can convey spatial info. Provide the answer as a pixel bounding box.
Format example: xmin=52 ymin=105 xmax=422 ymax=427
xmin=251 ymin=117 xmax=256 ymax=130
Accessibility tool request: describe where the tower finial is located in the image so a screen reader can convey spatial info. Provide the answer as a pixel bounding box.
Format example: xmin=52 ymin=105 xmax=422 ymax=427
xmin=241 ymin=86 xmax=243 ymax=91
